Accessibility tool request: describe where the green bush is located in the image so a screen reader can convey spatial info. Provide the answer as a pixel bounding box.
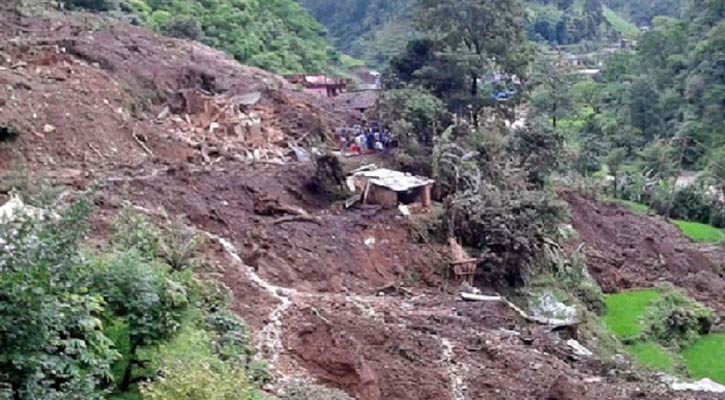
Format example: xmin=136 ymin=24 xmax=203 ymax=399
xmin=140 ymin=361 xmax=263 ymax=400
xmin=643 ymin=292 xmax=715 ymax=348
xmin=0 ymin=199 xmax=120 ymax=400
xmin=159 ymin=16 xmax=204 ymax=41
xmin=62 ymin=0 xmax=113 ymax=11
xmin=446 ymin=186 xmax=567 ymax=287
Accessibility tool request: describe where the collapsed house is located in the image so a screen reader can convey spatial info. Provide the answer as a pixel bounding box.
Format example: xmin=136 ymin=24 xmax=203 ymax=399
xmin=285 ymin=74 xmax=347 ymax=97
xmin=347 ymin=165 xmax=434 ymax=209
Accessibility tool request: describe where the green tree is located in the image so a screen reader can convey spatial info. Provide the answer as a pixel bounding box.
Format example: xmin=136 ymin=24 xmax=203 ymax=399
xmin=605 ymin=147 xmax=627 ymax=197
xmin=530 ymin=52 xmax=575 ymax=128
xmin=0 ymin=200 xmax=119 ymax=400
xmin=88 ymin=251 xmax=189 ymax=391
xmin=416 ymin=0 xmax=528 ymax=105
xmin=639 ymin=139 xmax=677 ymax=180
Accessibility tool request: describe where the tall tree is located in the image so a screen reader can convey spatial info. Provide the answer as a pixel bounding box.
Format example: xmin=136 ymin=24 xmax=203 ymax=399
xmin=416 ymin=0 xmax=528 ymax=110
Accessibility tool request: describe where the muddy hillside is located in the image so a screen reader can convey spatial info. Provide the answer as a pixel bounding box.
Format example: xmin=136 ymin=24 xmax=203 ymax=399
xmin=1 ymin=9 xmax=724 ymax=400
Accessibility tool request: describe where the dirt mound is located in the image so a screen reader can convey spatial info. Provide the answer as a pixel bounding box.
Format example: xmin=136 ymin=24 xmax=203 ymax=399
xmin=108 ymin=163 xmax=443 ymax=294
xmin=0 ymin=11 xmax=356 ymax=183
xmin=561 ymin=190 xmax=725 ymax=312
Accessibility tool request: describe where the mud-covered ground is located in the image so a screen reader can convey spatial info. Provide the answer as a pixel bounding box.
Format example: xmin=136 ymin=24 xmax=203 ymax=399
xmin=94 ymin=165 xmax=723 ymax=400
xmin=561 ymin=190 xmax=725 ymax=315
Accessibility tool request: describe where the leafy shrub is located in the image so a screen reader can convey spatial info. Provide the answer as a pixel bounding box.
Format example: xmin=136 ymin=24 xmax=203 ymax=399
xmin=0 ymin=199 xmax=120 ymax=400
xmin=160 ymin=216 xmax=204 ymax=272
xmin=378 ymin=88 xmax=450 ymax=146
xmin=140 ymin=361 xmax=263 ymax=400
xmin=446 ymin=186 xmax=567 ymax=287
xmin=160 ymin=16 xmax=204 ymax=41
xmin=112 ymin=209 xmax=162 ymax=259
xmin=644 ymin=292 xmax=716 ymax=348
xmin=61 ymin=0 xmax=112 ymax=11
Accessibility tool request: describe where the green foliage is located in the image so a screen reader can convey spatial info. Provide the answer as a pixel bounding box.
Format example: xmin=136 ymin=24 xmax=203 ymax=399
xmin=510 ymin=119 xmax=565 ymax=187
xmin=683 ymin=334 xmax=725 ymax=384
xmin=0 ymin=199 xmax=119 ymax=400
xmin=446 ymin=186 xmax=567 ymax=287
xmin=378 ymin=88 xmax=449 ymax=146
xmin=159 ymin=216 xmax=204 ymax=272
xmin=112 ymin=208 xmax=162 ymax=260
xmin=643 ymin=292 xmax=715 ymax=348
xmin=62 ymin=0 xmax=112 ymax=11
xmin=297 ymin=0 xmax=417 ymax=67
xmin=417 ymin=0 xmax=528 ymax=106
xmin=1 ymin=195 xmax=264 ymax=399
xmin=129 ymin=0 xmax=338 ymax=74
xmin=601 ymin=5 xmax=640 ymax=39
xmin=603 ymin=289 xmax=661 ymax=341
xmin=159 ymin=15 xmax=204 ymax=40
xmin=627 ymin=341 xmax=676 ymax=373
xmin=140 ymin=360 xmax=263 ymax=400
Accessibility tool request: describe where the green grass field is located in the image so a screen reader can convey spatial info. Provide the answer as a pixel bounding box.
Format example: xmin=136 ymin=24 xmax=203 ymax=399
xmin=602 ymin=6 xmax=641 ymax=40
xmin=673 ymin=220 xmax=725 ymax=243
xmin=604 ymin=289 xmax=662 ymax=340
xmin=627 ymin=341 xmax=676 ymax=373
xmin=682 ymin=334 xmax=725 ymax=384
xmin=609 ymin=198 xmax=652 ymax=215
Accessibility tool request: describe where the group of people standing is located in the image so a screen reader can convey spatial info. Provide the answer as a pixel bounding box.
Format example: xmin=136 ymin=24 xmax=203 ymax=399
xmin=338 ymin=122 xmax=392 ymax=155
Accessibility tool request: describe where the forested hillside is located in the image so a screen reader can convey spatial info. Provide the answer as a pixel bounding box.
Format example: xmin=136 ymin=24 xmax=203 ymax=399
xmin=64 ymin=0 xmax=340 ymax=74
xmin=297 ymin=0 xmax=642 ymax=67
xmin=296 ymin=0 xmax=416 ymax=68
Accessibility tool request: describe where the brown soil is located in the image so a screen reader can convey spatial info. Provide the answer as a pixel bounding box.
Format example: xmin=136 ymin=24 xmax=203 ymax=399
xmin=0 ymin=11 xmax=356 ymax=183
xmin=561 ymin=190 xmax=725 ymax=313
xmin=3 ymin=8 xmax=724 ymax=400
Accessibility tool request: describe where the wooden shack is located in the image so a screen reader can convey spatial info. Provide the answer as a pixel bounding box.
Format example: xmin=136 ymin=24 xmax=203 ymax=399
xmin=347 ymin=165 xmax=434 ymax=208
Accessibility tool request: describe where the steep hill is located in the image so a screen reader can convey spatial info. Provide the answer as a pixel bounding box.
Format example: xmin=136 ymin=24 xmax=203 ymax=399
xmin=297 ymin=0 xmax=639 ymax=67
xmin=296 ymin=0 xmax=417 ymax=68
xmin=83 ymin=0 xmax=343 ymax=74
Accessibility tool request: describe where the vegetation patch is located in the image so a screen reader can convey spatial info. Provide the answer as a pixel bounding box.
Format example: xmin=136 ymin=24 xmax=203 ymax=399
xmin=627 ymin=341 xmax=676 ymax=373
xmin=607 ymin=198 xmax=652 ymax=215
xmin=682 ymin=334 xmax=725 ymax=384
xmin=672 ymin=220 xmax=725 ymax=243
xmin=602 ymin=6 xmax=640 ymax=40
xmin=604 ymin=289 xmax=662 ymax=341
xmin=605 ymin=289 xmax=721 ymax=383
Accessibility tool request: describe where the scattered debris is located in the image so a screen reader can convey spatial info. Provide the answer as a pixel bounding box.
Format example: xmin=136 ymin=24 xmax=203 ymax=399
xmin=529 ymin=290 xmax=578 ymax=324
xmin=565 ymin=339 xmax=592 ymax=357
xmin=461 ymin=292 xmax=580 ymax=327
xmin=364 ymin=237 xmax=376 ymax=248
xmin=663 ymin=376 xmax=725 ymax=393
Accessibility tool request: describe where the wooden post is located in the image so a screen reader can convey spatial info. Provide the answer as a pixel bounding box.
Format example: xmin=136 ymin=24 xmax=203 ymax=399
xmin=422 ymin=185 xmax=432 ymax=208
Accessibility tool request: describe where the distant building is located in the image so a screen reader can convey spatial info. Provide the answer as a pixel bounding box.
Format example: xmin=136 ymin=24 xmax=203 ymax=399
xmin=335 ymin=90 xmax=380 ymax=114
xmin=285 ymin=74 xmax=347 ymax=97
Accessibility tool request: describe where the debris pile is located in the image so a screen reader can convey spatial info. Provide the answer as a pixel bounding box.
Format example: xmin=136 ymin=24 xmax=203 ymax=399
xmin=159 ymin=90 xmax=287 ymax=164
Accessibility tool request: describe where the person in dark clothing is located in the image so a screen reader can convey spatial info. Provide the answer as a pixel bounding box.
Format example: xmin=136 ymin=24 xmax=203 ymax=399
xmin=366 ymin=129 xmax=376 ymax=152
